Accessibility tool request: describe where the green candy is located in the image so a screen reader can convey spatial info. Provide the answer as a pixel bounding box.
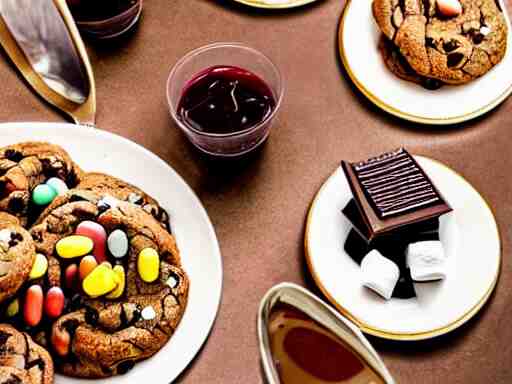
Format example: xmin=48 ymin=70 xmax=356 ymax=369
xmin=32 ymin=184 xmax=57 ymax=206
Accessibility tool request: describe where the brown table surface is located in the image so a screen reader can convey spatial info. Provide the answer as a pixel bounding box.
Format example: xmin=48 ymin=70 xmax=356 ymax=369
xmin=1 ymin=0 xmax=511 ymax=382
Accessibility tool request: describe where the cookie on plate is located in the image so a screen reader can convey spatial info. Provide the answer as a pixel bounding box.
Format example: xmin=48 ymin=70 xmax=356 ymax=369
xmin=74 ymin=173 xmax=170 ymax=232
xmin=372 ymin=0 xmax=508 ymax=85
xmin=0 ymin=215 xmax=35 ymax=304
xmin=0 ymin=324 xmax=54 ymax=384
xmin=0 ymin=142 xmax=83 ymax=226
xmin=26 ymin=191 xmax=188 ymax=378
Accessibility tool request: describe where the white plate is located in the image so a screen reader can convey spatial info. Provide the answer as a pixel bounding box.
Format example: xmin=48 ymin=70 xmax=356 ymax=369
xmin=305 ymin=156 xmax=501 ymax=340
xmin=0 ymin=122 xmax=223 ymax=383
xmin=233 ymin=0 xmax=321 ymax=9
xmin=338 ymin=0 xmax=512 ymax=124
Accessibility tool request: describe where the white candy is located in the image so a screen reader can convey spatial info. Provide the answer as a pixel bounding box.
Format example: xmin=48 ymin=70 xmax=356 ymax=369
xmin=360 ymin=250 xmax=400 ymax=300
xmin=0 ymin=229 xmax=11 ymax=244
xmin=141 ymin=306 xmax=156 ymax=320
xmin=436 ymin=0 xmax=462 ymax=17
xmin=480 ymin=26 xmax=492 ymax=36
xmin=46 ymin=177 xmax=69 ymax=196
xmin=407 ymin=241 xmax=446 ymax=282
xmin=98 ymin=195 xmax=119 ymax=210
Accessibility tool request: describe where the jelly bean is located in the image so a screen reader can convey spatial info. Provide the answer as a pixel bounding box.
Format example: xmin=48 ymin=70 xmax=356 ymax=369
xmin=29 ymin=253 xmax=48 ymax=280
xmin=107 ymin=229 xmax=129 ymax=258
xmin=45 ymin=287 xmax=65 ymax=318
xmin=137 ymin=248 xmax=159 ymax=283
xmin=6 ymin=299 xmax=19 ymax=317
xmin=24 ymin=285 xmax=43 ymax=327
xmin=32 ymin=184 xmax=57 ymax=206
xmin=51 ymin=327 xmax=70 ymax=356
xmin=82 ymin=264 xmax=117 ymax=297
xmin=46 ymin=177 xmax=69 ymax=196
xmin=76 ymin=221 xmax=107 ymax=263
xmin=64 ymin=264 xmax=79 ymax=290
xmin=56 ymin=236 xmax=93 ymax=258
xmin=79 ymin=255 xmax=98 ymax=280
xmin=106 ymin=265 xmax=125 ymax=299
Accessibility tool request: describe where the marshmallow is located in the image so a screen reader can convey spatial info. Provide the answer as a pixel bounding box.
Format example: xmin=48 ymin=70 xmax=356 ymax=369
xmin=406 ymin=241 xmax=446 ymax=282
xmin=360 ymin=250 xmax=400 ymax=300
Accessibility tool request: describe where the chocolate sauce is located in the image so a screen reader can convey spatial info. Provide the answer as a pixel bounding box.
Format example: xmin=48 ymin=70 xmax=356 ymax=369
xmin=268 ymin=304 xmax=385 ymax=384
xmin=177 ymin=66 xmax=275 ymax=135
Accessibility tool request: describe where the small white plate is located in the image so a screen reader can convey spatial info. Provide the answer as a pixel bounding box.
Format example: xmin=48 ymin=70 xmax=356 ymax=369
xmin=232 ymin=0 xmax=321 ymax=9
xmin=305 ymin=156 xmax=501 ymax=340
xmin=338 ymin=0 xmax=512 ymax=124
xmin=0 ymin=122 xmax=223 ymax=383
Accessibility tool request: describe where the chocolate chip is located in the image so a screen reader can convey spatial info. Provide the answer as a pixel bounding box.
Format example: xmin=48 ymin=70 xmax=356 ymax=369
xmin=472 ymin=33 xmax=485 ymax=44
xmin=26 ymin=358 xmax=45 ymax=370
xmin=425 ymin=37 xmax=435 ymax=48
xmin=128 ymin=193 xmax=143 ymax=205
xmin=8 ymin=196 xmax=25 ymax=214
xmin=97 ymin=201 xmax=111 ymax=213
xmin=447 ymin=52 xmax=465 ymax=67
xmin=69 ymin=294 xmax=83 ymax=310
xmin=66 ymin=170 xmax=78 ymax=188
xmin=63 ymin=319 xmax=80 ymax=337
xmin=4 ymin=149 xmax=23 ymax=162
xmin=85 ymin=307 xmax=99 ymax=326
xmin=494 ymin=0 xmax=503 ymax=12
xmin=443 ymin=40 xmax=459 ymax=52
xmin=11 ymin=232 xmax=22 ymax=241
xmin=117 ymin=360 xmax=135 ymax=375
xmin=0 ymin=331 xmax=11 ymax=346
xmin=421 ymin=78 xmax=443 ymax=90
xmin=4 ymin=376 xmax=22 ymax=384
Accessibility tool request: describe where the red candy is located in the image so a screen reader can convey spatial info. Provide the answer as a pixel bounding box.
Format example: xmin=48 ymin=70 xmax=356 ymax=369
xmin=65 ymin=264 xmax=79 ymax=291
xmin=24 ymin=285 xmax=43 ymax=327
xmin=76 ymin=221 xmax=107 ymax=263
xmin=45 ymin=287 xmax=65 ymax=318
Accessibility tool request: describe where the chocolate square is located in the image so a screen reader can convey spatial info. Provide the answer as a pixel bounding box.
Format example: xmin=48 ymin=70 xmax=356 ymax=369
xmin=341 ymin=148 xmax=451 ymax=240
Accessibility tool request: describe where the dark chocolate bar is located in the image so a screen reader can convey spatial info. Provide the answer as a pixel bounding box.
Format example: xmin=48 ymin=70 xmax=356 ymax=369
xmin=341 ymin=148 xmax=452 ymax=240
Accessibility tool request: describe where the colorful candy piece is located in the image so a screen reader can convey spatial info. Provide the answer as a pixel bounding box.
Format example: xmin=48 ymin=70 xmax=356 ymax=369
xmin=64 ymin=264 xmax=79 ymax=291
xmin=45 ymin=287 xmax=65 ymax=318
xmin=76 ymin=221 xmax=107 ymax=263
xmin=6 ymin=299 xmax=19 ymax=317
xmin=24 ymin=285 xmax=43 ymax=327
xmin=137 ymin=248 xmax=160 ymax=283
xmin=51 ymin=327 xmax=70 ymax=357
xmin=29 ymin=253 xmax=48 ymax=280
xmin=46 ymin=177 xmax=69 ymax=196
xmin=436 ymin=0 xmax=462 ymax=17
xmin=56 ymin=236 xmax=93 ymax=258
xmin=32 ymin=184 xmax=57 ymax=206
xmin=107 ymin=229 xmax=129 ymax=258
xmin=79 ymin=255 xmax=98 ymax=280
xmin=106 ymin=265 xmax=125 ymax=299
xmin=82 ymin=263 xmax=117 ymax=297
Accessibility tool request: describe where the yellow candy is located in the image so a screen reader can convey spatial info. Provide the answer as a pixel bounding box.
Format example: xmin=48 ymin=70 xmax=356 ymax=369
xmin=137 ymin=248 xmax=160 ymax=283
xmin=29 ymin=253 xmax=48 ymax=280
xmin=82 ymin=264 xmax=117 ymax=297
xmin=6 ymin=299 xmax=19 ymax=317
xmin=106 ymin=265 xmax=125 ymax=299
xmin=56 ymin=236 xmax=93 ymax=259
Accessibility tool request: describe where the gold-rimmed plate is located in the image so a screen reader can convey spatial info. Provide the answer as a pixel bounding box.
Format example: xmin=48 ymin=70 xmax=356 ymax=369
xmin=232 ymin=0 xmax=321 ymax=9
xmin=338 ymin=0 xmax=512 ymax=124
xmin=305 ymin=156 xmax=501 ymax=340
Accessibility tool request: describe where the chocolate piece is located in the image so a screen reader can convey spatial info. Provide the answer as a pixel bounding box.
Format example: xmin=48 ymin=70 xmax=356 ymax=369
xmin=341 ymin=148 xmax=451 ymax=240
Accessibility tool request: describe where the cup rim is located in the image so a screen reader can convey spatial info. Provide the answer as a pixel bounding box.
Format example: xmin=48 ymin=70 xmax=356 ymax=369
xmin=74 ymin=0 xmax=142 ymax=27
xmin=166 ymin=42 xmax=284 ymax=139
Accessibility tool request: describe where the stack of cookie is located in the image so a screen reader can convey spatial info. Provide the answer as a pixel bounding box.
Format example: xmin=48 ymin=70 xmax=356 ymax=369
xmin=372 ymin=0 xmax=508 ymax=89
xmin=0 ymin=142 xmax=189 ymax=382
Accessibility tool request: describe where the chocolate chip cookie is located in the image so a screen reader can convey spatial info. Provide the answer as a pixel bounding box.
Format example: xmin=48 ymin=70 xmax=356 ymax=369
xmin=0 ymin=143 xmax=83 ymax=226
xmin=0 ymin=324 xmax=53 ymax=384
xmin=0 ymin=217 xmax=35 ymax=304
xmin=372 ymin=0 xmax=508 ymax=85
xmin=76 ymin=173 xmax=171 ymax=232
xmin=24 ymin=191 xmax=188 ymax=378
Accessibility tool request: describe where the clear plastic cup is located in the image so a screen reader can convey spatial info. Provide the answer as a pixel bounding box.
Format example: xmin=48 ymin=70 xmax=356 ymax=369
xmin=167 ymin=43 xmax=284 ymax=158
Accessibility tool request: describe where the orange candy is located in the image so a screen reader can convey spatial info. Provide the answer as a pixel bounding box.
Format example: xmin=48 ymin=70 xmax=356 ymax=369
xmin=51 ymin=328 xmax=70 ymax=357
xmin=24 ymin=285 xmax=43 ymax=327
xmin=65 ymin=264 xmax=79 ymax=291
xmin=45 ymin=287 xmax=65 ymax=318
xmin=79 ymin=256 xmax=98 ymax=280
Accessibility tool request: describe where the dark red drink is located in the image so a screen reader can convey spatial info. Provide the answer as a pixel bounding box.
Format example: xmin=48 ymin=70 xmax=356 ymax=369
xmin=177 ymin=66 xmax=276 ymax=135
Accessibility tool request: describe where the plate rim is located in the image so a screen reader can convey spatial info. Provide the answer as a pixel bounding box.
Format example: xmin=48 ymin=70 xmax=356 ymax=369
xmin=0 ymin=122 xmax=224 ymax=382
xmin=338 ymin=0 xmax=512 ymax=125
xmin=232 ymin=0 xmax=320 ymax=9
xmin=304 ymin=156 xmax=502 ymax=340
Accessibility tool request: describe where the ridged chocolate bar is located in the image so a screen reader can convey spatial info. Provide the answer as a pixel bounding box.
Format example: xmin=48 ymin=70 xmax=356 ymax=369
xmin=341 ymin=148 xmax=452 ymax=240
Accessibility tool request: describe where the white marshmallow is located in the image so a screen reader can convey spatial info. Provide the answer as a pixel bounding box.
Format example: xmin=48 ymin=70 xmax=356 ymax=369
xmin=360 ymin=250 xmax=400 ymax=300
xmin=407 ymin=241 xmax=446 ymax=282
